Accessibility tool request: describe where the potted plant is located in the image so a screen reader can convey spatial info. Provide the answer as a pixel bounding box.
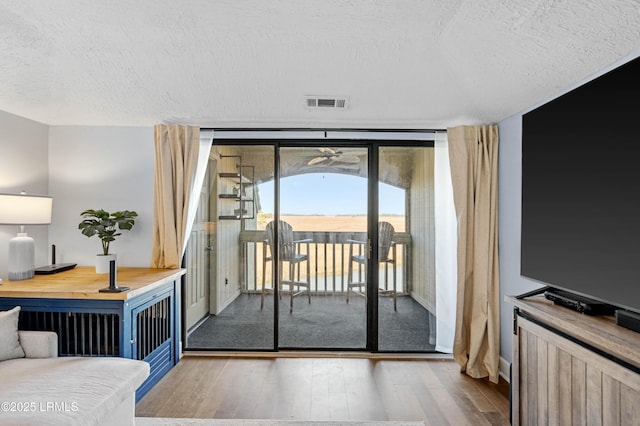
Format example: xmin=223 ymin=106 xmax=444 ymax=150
xmin=79 ymin=209 xmax=138 ymax=273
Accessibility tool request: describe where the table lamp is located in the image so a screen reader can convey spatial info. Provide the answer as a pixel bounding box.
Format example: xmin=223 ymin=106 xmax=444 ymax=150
xmin=0 ymin=192 xmax=52 ymax=280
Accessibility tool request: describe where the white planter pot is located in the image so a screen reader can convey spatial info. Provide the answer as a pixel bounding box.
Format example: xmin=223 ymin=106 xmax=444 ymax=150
xmin=95 ymin=254 xmax=117 ymax=274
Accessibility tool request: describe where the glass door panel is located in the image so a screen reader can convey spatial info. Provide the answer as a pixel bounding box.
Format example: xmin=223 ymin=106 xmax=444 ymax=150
xmin=277 ymin=146 xmax=368 ymax=349
xmin=377 ymin=146 xmax=436 ymax=351
xmin=185 ymin=141 xmax=437 ymax=353
xmin=186 ymin=145 xmax=275 ymax=350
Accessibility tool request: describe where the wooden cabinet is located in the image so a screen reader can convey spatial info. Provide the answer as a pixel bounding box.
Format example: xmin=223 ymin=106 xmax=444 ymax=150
xmin=0 ymin=267 xmax=185 ymax=401
xmin=508 ymin=295 xmax=640 ymax=425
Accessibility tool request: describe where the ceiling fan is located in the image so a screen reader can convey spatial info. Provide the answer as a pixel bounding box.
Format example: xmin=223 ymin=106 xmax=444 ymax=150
xmin=307 ymin=148 xmax=360 ymax=165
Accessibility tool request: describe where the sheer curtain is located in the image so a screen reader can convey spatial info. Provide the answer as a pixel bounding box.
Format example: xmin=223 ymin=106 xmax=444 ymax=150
xmin=447 ymin=124 xmax=500 ymax=383
xmin=150 ymin=125 xmax=211 ymax=268
xmin=434 ymin=131 xmax=456 ymax=353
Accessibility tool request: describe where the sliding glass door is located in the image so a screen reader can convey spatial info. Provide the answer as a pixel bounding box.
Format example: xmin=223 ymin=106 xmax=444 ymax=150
xmin=184 ymin=138 xmax=436 ymax=352
xmin=377 ymin=145 xmax=436 ymax=351
xmin=277 ymin=146 xmax=368 ymax=349
xmin=186 ymin=145 xmax=276 ymax=350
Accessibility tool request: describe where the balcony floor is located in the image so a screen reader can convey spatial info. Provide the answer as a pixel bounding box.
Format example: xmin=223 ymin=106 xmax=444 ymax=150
xmin=187 ymin=293 xmax=436 ymax=352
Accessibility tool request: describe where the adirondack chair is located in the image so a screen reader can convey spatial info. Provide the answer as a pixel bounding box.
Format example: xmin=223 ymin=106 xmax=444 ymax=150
xmin=261 ymin=220 xmax=311 ymax=313
xmin=347 ymin=221 xmax=397 ymax=311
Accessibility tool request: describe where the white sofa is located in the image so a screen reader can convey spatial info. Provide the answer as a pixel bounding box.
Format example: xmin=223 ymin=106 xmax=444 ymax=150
xmin=0 ymin=307 xmax=150 ymax=425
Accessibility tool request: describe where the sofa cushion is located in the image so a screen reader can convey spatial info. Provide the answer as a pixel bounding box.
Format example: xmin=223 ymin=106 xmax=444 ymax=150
xmin=18 ymin=330 xmax=58 ymax=358
xmin=0 ymin=357 xmax=150 ymax=425
xmin=0 ymin=306 xmax=25 ymax=361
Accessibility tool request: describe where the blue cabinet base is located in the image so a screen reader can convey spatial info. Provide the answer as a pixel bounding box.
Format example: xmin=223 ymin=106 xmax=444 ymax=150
xmin=0 ymin=279 xmax=181 ymax=401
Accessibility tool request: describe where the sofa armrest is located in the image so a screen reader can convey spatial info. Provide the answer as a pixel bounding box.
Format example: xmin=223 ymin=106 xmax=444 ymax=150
xmin=18 ymin=330 xmax=58 ymax=358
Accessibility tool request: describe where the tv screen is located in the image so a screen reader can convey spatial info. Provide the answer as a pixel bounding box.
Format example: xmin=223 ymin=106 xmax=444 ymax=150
xmin=521 ymin=56 xmax=640 ymax=314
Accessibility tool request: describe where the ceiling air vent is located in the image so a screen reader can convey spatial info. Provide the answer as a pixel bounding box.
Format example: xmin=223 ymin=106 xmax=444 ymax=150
xmin=305 ymin=96 xmax=349 ymax=110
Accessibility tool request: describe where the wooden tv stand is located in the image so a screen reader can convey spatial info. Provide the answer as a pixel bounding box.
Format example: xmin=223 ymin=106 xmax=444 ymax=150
xmin=507 ymin=295 xmax=640 ymax=425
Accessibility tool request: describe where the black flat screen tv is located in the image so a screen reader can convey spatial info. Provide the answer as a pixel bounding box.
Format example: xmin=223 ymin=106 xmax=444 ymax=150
xmin=521 ymin=55 xmax=640 ymax=314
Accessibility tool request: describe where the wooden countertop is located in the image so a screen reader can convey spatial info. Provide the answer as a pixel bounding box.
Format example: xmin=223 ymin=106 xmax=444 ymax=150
xmin=506 ymin=294 xmax=640 ymax=369
xmin=0 ymin=266 xmax=186 ymax=301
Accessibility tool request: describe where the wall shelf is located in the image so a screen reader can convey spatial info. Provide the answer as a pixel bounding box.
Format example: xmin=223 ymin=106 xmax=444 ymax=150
xmin=218 ymin=155 xmax=255 ymax=220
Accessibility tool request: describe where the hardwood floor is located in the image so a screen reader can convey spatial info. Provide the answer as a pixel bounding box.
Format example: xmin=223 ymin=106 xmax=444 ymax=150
xmin=136 ymin=356 xmax=510 ymax=425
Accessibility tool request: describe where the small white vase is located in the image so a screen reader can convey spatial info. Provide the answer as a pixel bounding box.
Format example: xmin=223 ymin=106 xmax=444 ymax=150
xmin=95 ymin=253 xmax=117 ymax=274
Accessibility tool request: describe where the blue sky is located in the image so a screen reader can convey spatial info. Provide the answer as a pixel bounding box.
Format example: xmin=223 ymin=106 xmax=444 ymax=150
xmin=258 ymin=173 xmax=404 ymax=215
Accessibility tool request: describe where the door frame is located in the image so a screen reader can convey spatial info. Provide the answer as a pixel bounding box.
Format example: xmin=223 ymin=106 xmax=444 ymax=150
xmin=274 ymin=141 xmax=377 ymax=350
xmin=184 ymin=159 xmax=213 ymax=331
xmin=207 ymin=132 xmax=436 ymax=352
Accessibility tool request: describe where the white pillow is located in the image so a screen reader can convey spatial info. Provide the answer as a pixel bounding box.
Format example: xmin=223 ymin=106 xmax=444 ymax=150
xmin=0 ymin=306 xmax=25 ymax=361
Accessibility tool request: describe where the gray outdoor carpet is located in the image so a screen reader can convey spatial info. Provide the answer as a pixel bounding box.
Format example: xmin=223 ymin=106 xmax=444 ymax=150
xmin=187 ymin=294 xmax=436 ymax=352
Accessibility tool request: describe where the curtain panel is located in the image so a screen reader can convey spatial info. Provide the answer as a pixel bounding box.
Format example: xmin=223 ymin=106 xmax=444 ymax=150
xmin=434 ymin=131 xmax=457 ymax=354
xmin=447 ymin=124 xmax=500 ymax=383
xmin=150 ymin=124 xmax=201 ymax=269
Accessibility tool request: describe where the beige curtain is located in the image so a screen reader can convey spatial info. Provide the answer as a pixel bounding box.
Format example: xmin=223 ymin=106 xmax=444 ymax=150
xmin=151 ymin=124 xmax=201 ymax=268
xmin=447 ymin=124 xmax=500 ymax=383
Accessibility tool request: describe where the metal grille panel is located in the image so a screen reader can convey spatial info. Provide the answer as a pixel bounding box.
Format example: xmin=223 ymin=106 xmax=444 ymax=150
xmin=136 ymin=297 xmax=170 ymax=360
xmin=19 ymin=311 xmax=120 ymax=356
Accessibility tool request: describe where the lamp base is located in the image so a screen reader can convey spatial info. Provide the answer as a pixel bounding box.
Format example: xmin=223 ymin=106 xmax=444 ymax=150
xmin=8 ymin=233 xmax=35 ymax=281
xmin=8 ymin=270 xmax=34 ymax=280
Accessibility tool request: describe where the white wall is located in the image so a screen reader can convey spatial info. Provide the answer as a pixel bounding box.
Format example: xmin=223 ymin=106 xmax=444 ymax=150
xmin=0 ymin=111 xmax=49 ymax=278
xmin=497 ymin=115 xmax=542 ymax=365
xmin=48 ymin=126 xmax=155 ymax=268
xmin=498 ymin=49 xmax=640 ymax=366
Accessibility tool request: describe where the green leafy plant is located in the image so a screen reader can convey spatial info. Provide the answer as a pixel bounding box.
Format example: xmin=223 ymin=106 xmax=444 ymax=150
xmin=79 ymin=209 xmax=138 ymax=255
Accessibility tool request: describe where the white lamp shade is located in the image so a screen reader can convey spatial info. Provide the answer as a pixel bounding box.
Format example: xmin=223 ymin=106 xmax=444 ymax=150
xmin=0 ymin=193 xmax=52 ymax=225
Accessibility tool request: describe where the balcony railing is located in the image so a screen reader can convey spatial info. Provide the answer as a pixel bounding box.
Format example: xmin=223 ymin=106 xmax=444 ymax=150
xmin=239 ymin=230 xmax=411 ymax=295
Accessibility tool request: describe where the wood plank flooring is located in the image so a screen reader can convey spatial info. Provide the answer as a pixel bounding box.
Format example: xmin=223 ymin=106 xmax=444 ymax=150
xmin=136 ymin=356 xmax=510 ymax=425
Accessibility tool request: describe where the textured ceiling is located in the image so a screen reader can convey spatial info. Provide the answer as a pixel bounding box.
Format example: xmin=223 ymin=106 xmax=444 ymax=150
xmin=1 ymin=0 xmax=639 ymax=128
